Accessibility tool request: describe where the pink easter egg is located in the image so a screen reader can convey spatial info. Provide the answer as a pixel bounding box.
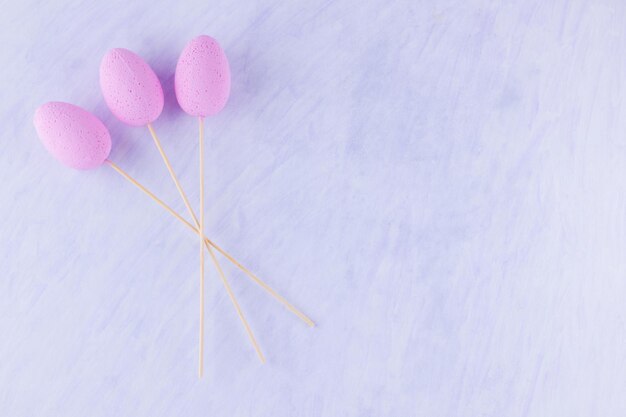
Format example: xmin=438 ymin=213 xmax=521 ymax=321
xmin=33 ymin=102 xmax=111 ymax=170
xmin=175 ymin=35 xmax=231 ymax=117
xmin=100 ymin=48 xmax=164 ymax=126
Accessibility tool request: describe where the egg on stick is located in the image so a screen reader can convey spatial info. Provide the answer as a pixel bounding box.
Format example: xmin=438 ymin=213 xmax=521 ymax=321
xmin=175 ymin=36 xmax=315 ymax=328
xmin=175 ymin=36 xmax=232 ymax=377
xmin=175 ymin=35 xmax=229 ymax=375
xmin=34 ymin=101 xmax=264 ymax=367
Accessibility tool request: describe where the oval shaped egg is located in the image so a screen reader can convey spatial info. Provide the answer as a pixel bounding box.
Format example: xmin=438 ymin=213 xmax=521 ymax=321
xmin=175 ymin=35 xmax=231 ymax=117
xmin=33 ymin=102 xmax=111 ymax=170
xmin=100 ymin=48 xmax=164 ymax=126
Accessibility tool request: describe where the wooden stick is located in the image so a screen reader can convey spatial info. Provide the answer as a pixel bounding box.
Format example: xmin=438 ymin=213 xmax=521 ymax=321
xmin=105 ymin=159 xmax=315 ymax=327
xmin=210 ymin=247 xmax=315 ymax=327
xmin=146 ymin=124 xmax=265 ymax=363
xmin=198 ymin=117 xmax=205 ymax=377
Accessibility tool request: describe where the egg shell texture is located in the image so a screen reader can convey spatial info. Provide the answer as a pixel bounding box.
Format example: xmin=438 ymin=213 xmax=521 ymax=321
xmin=33 ymin=102 xmax=111 ymax=170
xmin=100 ymin=48 xmax=164 ymax=126
xmin=175 ymin=35 xmax=231 ymax=117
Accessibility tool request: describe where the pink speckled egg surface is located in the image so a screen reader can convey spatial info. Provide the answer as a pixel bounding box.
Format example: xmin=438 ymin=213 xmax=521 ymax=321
xmin=175 ymin=35 xmax=231 ymax=117
xmin=33 ymin=102 xmax=111 ymax=170
xmin=100 ymin=48 xmax=164 ymax=126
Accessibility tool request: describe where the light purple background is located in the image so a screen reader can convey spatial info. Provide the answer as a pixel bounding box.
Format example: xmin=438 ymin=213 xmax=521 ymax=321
xmin=2 ymin=0 xmax=626 ymax=415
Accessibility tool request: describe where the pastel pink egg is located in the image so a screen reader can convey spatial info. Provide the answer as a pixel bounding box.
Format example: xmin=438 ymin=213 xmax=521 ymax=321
xmin=100 ymin=48 xmax=164 ymax=126
xmin=33 ymin=102 xmax=111 ymax=170
xmin=175 ymin=35 xmax=231 ymax=117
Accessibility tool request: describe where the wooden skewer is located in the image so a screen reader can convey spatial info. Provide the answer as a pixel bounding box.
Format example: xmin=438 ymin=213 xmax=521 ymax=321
xmin=198 ymin=117 xmax=205 ymax=377
xmin=212 ymin=248 xmax=315 ymax=327
xmin=105 ymin=159 xmax=315 ymax=327
xmin=146 ymin=124 xmax=265 ymax=363
xmin=107 ymin=161 xmax=264 ymax=363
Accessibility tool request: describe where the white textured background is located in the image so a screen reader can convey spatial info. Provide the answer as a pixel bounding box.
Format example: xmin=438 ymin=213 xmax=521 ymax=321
xmin=2 ymin=0 xmax=626 ymax=415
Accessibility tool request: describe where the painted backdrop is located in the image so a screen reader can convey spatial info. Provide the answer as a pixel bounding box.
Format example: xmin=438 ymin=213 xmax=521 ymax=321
xmin=1 ymin=0 xmax=625 ymax=416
